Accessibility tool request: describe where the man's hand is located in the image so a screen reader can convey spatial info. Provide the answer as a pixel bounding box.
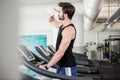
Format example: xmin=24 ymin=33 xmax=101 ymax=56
xmin=39 ymin=65 xmax=46 ymax=70
xmin=49 ymin=15 xmax=55 ymax=23
xmin=49 ymin=15 xmax=62 ymax=28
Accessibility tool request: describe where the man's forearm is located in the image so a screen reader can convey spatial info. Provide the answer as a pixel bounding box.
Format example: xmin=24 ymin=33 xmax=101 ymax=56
xmin=50 ymin=20 xmax=62 ymax=28
xmin=47 ymin=50 xmax=64 ymax=68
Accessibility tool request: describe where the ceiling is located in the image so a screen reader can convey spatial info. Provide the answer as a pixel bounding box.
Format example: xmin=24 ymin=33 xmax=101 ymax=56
xmin=20 ymin=0 xmax=83 ymax=4
xmin=93 ymin=0 xmax=120 ymax=31
xmin=20 ymin=0 xmax=120 ymax=31
xmin=104 ymin=0 xmax=120 ymax=4
xmin=97 ymin=0 xmax=120 ymax=19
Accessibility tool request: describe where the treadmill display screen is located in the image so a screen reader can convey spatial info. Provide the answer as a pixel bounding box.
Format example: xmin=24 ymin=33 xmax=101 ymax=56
xmin=19 ymin=35 xmax=47 ymax=57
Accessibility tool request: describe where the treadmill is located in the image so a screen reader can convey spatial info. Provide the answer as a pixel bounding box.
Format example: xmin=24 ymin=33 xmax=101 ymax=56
xmin=47 ymin=45 xmax=100 ymax=67
xmin=18 ymin=45 xmax=99 ymax=80
xmin=48 ymin=45 xmax=90 ymax=61
xmin=35 ymin=45 xmax=99 ymax=74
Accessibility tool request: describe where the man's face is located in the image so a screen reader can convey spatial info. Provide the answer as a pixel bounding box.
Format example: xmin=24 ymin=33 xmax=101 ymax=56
xmin=58 ymin=7 xmax=65 ymax=20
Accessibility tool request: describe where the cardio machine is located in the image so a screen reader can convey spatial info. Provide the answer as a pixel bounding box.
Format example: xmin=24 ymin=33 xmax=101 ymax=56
xmin=35 ymin=45 xmax=100 ymax=74
xmin=18 ymin=45 xmax=100 ymax=80
xmin=47 ymin=45 xmax=100 ymax=66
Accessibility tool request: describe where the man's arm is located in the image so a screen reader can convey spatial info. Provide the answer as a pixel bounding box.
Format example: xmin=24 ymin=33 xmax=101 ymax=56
xmin=49 ymin=15 xmax=62 ymax=28
xmin=46 ymin=26 xmax=75 ymax=68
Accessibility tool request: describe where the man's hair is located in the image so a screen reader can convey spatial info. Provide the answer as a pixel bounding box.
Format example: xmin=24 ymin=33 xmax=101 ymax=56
xmin=58 ymin=2 xmax=75 ymax=19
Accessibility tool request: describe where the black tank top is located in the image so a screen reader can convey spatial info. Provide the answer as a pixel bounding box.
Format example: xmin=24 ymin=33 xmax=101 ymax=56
xmin=56 ymin=24 xmax=76 ymax=67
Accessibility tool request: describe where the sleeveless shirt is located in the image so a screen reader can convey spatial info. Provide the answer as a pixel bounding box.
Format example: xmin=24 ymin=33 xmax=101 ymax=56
xmin=56 ymin=24 xmax=76 ymax=67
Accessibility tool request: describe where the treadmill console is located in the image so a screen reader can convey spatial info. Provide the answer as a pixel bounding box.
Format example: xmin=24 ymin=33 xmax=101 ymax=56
xmin=48 ymin=45 xmax=56 ymax=53
xmin=18 ymin=45 xmax=35 ymax=62
xmin=39 ymin=46 xmax=50 ymax=56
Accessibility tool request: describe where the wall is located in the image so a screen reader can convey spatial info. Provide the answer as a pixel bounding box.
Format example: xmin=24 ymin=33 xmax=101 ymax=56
xmin=84 ymin=31 xmax=120 ymax=60
xmin=19 ymin=4 xmax=120 ymax=57
xmin=84 ymin=31 xmax=120 ymax=44
xmin=19 ymin=4 xmax=56 ymax=46
xmin=19 ymin=4 xmax=84 ymax=48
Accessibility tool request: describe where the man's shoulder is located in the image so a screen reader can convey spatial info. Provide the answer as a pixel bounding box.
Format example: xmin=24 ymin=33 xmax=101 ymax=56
xmin=62 ymin=26 xmax=75 ymax=37
xmin=63 ymin=26 xmax=75 ymax=32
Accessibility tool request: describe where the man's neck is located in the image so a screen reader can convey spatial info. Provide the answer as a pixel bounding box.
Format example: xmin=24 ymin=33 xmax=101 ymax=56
xmin=62 ymin=19 xmax=72 ymax=27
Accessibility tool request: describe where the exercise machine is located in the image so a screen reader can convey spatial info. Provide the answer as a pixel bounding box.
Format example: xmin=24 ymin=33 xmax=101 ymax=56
xmin=35 ymin=45 xmax=100 ymax=74
xmin=18 ymin=45 xmax=100 ymax=80
xmin=48 ymin=45 xmax=100 ymax=66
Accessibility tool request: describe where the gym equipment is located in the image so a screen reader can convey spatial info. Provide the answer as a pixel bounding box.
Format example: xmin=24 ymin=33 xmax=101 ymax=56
xmin=47 ymin=45 xmax=100 ymax=67
xmin=35 ymin=45 xmax=99 ymax=74
xmin=47 ymin=45 xmax=90 ymax=65
xmin=18 ymin=45 xmax=46 ymax=66
xmin=18 ymin=45 xmax=99 ymax=80
xmin=47 ymin=45 xmax=56 ymax=55
xmin=101 ymin=61 xmax=120 ymax=80
xmin=47 ymin=45 xmax=89 ymax=61
xmin=104 ymin=35 xmax=120 ymax=63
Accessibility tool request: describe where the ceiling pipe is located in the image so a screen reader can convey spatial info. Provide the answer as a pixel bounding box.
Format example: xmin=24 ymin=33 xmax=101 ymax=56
xmin=97 ymin=6 xmax=119 ymax=19
xmin=106 ymin=8 xmax=120 ymax=24
xmin=83 ymin=0 xmax=103 ymax=31
xmin=98 ymin=8 xmax=120 ymax=31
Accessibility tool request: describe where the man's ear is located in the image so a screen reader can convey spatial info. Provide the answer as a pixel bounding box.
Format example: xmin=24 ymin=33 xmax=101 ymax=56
xmin=64 ymin=13 xmax=68 ymax=18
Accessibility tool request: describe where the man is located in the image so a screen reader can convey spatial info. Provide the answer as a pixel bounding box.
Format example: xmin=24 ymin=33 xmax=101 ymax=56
xmin=39 ymin=2 xmax=77 ymax=76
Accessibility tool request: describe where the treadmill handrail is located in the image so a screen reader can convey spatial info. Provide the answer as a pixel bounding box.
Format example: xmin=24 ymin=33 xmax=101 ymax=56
xmin=21 ymin=57 xmax=93 ymax=80
xmin=38 ymin=45 xmax=99 ymax=73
